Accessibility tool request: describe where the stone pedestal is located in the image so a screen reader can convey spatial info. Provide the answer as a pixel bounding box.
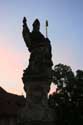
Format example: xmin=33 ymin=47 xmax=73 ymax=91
xmin=17 ymin=80 xmax=55 ymax=124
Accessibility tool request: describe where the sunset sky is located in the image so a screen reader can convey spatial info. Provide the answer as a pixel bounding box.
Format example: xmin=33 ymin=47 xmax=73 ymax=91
xmin=0 ymin=0 xmax=83 ymax=95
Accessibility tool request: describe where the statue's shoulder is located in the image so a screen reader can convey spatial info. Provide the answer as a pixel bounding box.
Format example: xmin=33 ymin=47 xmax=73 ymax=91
xmin=45 ymin=38 xmax=50 ymax=42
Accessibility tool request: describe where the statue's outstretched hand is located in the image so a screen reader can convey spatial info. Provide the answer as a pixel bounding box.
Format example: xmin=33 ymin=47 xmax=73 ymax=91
xmin=22 ymin=17 xmax=31 ymax=51
xmin=22 ymin=17 xmax=29 ymax=32
xmin=23 ymin=17 xmax=27 ymax=25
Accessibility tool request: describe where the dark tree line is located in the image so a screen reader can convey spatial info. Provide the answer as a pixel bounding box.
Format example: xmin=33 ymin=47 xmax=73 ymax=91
xmin=48 ymin=63 xmax=83 ymax=125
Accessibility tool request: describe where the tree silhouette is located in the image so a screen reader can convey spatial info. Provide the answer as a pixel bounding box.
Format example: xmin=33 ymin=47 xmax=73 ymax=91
xmin=48 ymin=64 xmax=83 ymax=125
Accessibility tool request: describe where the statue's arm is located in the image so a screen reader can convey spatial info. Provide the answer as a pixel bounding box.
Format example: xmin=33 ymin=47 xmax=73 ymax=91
xmin=22 ymin=17 xmax=31 ymax=51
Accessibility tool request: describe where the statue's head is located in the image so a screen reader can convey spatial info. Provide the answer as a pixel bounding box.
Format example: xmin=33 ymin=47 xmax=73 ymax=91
xmin=32 ymin=19 xmax=40 ymax=31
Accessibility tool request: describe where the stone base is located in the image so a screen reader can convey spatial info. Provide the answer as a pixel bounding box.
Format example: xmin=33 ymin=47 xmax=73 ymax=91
xmin=17 ymin=81 xmax=55 ymax=124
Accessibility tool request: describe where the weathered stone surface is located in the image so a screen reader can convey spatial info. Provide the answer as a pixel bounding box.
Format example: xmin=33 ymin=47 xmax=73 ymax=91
xmin=17 ymin=18 xmax=55 ymax=124
xmin=18 ymin=81 xmax=55 ymax=123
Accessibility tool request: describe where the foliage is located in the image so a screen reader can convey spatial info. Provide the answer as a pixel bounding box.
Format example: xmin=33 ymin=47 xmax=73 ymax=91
xmin=49 ymin=63 xmax=83 ymax=125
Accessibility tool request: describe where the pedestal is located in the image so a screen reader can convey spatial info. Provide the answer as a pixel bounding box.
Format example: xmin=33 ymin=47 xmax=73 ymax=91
xmin=17 ymin=80 xmax=55 ymax=124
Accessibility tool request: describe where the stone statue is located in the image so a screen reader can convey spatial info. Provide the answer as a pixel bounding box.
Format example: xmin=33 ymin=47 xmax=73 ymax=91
xmin=22 ymin=17 xmax=53 ymax=89
xmin=17 ymin=17 xmax=54 ymax=124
